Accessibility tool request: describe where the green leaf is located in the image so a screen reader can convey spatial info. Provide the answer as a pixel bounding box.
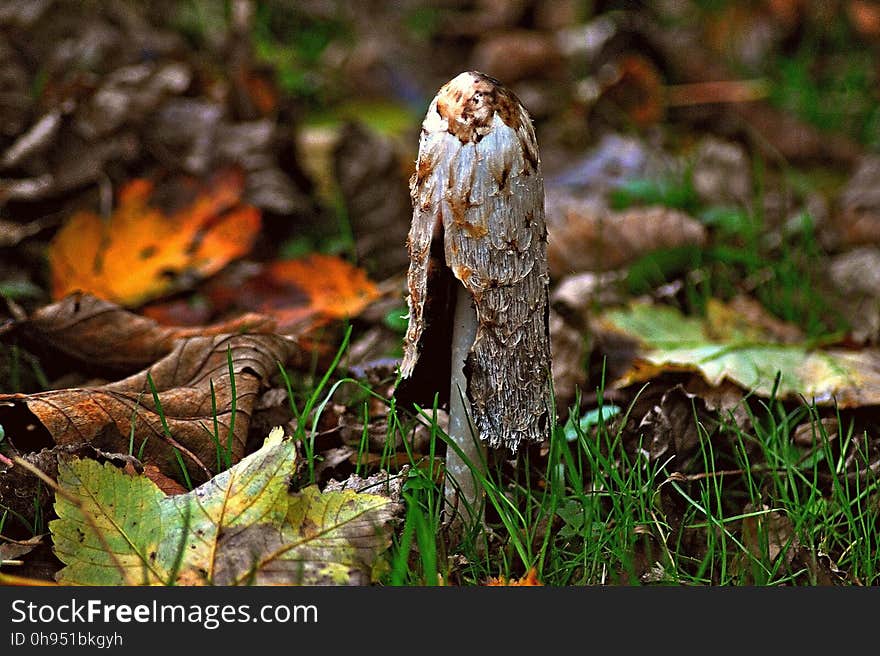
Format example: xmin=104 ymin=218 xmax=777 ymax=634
xmin=596 ymin=300 xmax=880 ymax=407
xmin=52 ymin=456 xmax=167 ymax=585
xmin=563 ymin=406 xmax=622 ymax=442
xmin=51 ymin=428 xmax=399 ymax=585
xmin=215 ymin=486 xmax=397 ymax=585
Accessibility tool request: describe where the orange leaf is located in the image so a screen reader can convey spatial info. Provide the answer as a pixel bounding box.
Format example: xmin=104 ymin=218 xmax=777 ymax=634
xmin=49 ymin=169 xmax=261 ymax=307
xmin=270 ymin=254 xmax=380 ymax=318
xmin=206 ymin=254 xmax=381 ymax=333
xmin=849 ymin=0 xmax=880 ymax=36
xmin=484 ymin=568 xmax=543 ymax=586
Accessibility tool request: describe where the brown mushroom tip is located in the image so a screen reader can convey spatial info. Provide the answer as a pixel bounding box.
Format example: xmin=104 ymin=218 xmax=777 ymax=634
xmin=435 ymin=71 xmax=523 ymax=143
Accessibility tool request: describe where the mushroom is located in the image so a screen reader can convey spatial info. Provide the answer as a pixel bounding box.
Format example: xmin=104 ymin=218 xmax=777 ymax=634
xmin=396 ymin=71 xmax=552 ymax=528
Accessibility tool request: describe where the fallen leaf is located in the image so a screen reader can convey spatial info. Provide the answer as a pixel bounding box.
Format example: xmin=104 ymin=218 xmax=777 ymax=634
xmin=485 ymin=568 xmax=542 ymax=586
xmin=51 ymin=429 xmax=400 ymax=585
xmin=637 ymin=384 xmax=706 ymax=463
xmin=332 ymin=123 xmax=412 ymax=277
xmin=49 ymin=169 xmax=261 ymax=306
xmin=0 ymin=332 xmax=300 ymax=481
xmin=546 ymin=189 xmax=707 ymax=276
xmin=265 ymin=255 xmax=380 ymax=323
xmin=16 ymin=292 xmax=276 ymax=375
xmin=737 ymin=503 xmax=800 ymax=582
xmin=848 ymin=0 xmax=880 ymax=36
xmin=690 ymin=136 xmax=752 ymax=207
xmin=323 ymin=468 xmax=406 ymax=498
xmin=208 ymin=254 xmax=382 ymax=333
xmin=141 ymin=464 xmax=188 ymax=496
xmin=827 ymin=156 xmax=880 ymax=249
xmin=594 ymin=299 xmax=880 ymax=406
xmin=0 ymin=535 xmax=43 ymax=566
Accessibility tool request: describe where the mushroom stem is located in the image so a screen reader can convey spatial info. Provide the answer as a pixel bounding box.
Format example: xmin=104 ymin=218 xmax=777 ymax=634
xmin=445 ymin=283 xmax=485 ymax=527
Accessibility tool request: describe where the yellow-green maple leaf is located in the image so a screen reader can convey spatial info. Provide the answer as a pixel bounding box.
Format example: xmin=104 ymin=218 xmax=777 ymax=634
xmin=51 ymin=428 xmax=398 ymax=585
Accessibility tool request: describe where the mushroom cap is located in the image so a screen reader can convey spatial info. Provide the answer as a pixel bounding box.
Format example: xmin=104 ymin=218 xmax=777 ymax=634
xmin=397 ymin=71 xmax=552 ymax=451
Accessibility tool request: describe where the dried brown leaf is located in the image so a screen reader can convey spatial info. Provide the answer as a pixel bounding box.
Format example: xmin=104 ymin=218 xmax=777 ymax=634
xmin=828 ymin=156 xmax=880 ymax=249
xmin=16 ymin=292 xmax=276 ymax=376
xmin=827 ymin=246 xmax=880 ymax=345
xmin=549 ymin=308 xmax=587 ymax=414
xmin=0 ymin=535 xmax=43 ymax=565
xmin=471 ymin=30 xmax=564 ymax=84
xmin=740 ymin=503 xmax=799 ymax=572
xmin=546 ymin=190 xmax=707 ymax=277
xmin=0 ymin=332 xmax=301 ymax=482
xmin=333 ymin=122 xmax=412 ymax=277
xmin=637 ymin=384 xmax=707 ymax=464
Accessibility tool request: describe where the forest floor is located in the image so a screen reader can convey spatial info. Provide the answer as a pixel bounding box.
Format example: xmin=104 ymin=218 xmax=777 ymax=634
xmin=1 ymin=1 xmax=879 ymax=586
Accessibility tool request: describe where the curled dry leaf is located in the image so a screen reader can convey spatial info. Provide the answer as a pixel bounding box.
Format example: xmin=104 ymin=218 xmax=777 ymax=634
xmin=323 ymin=467 xmax=407 ymax=499
xmin=0 ymin=332 xmax=301 ymax=482
xmin=637 ymin=384 xmax=710 ymax=464
xmin=545 ymin=189 xmax=707 ymax=277
xmin=0 ymin=535 xmax=43 ymax=566
xmin=16 ymin=292 xmax=275 ymax=375
xmin=48 ymin=169 xmax=260 ymax=307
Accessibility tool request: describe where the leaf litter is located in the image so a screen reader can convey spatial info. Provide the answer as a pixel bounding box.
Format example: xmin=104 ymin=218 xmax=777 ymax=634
xmin=2 ymin=1 xmax=880 ymax=586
